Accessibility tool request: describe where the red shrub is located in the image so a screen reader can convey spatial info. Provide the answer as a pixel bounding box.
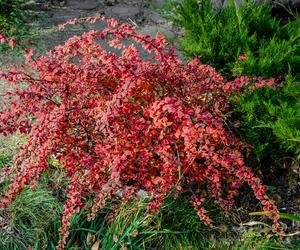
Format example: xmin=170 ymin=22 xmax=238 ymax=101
xmin=0 ymin=17 xmax=283 ymax=249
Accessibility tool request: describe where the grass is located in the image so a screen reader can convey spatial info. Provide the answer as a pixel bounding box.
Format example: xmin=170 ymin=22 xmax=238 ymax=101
xmin=41 ymin=193 xmax=227 ymax=249
xmin=0 ymin=187 xmax=63 ymax=250
xmin=44 ymin=195 xmax=300 ymax=250
xmin=0 ymin=135 xmax=63 ymax=250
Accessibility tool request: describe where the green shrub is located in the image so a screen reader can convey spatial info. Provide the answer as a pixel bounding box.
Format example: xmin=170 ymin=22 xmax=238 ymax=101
xmin=231 ymin=76 xmax=300 ymax=165
xmin=0 ymin=0 xmax=29 ymax=51
xmin=169 ymin=0 xmax=300 ymax=78
xmin=0 ymin=0 xmax=27 ymax=21
xmin=233 ymin=37 xmax=300 ymax=78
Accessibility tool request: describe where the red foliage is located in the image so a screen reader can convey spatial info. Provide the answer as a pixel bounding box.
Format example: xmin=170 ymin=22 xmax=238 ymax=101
xmin=0 ymin=17 xmax=283 ymax=249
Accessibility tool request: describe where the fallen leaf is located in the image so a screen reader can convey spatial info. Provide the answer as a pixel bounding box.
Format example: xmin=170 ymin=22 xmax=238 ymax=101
xmin=92 ymin=240 xmax=100 ymax=250
xmin=87 ymin=233 xmax=96 ymax=245
xmin=131 ymin=229 xmax=138 ymax=237
xmin=113 ymin=234 xmax=119 ymax=243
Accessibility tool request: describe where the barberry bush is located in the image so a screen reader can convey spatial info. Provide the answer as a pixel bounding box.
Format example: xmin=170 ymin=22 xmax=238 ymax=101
xmin=0 ymin=17 xmax=283 ymax=249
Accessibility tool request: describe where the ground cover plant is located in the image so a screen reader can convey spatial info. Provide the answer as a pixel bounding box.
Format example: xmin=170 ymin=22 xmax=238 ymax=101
xmin=0 ymin=16 xmax=288 ymax=249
